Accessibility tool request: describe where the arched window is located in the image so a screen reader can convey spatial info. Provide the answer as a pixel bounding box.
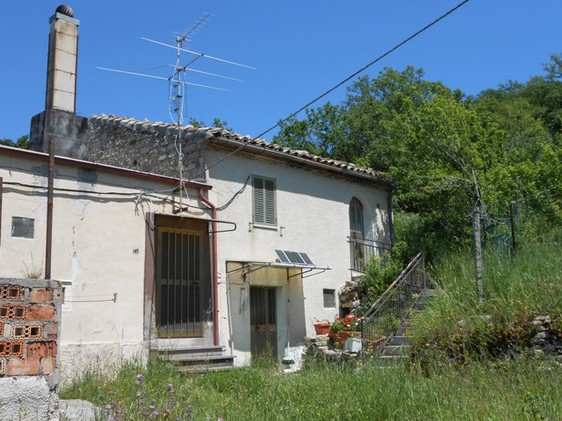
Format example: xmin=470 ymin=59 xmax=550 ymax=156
xmin=349 ymin=197 xmax=364 ymax=238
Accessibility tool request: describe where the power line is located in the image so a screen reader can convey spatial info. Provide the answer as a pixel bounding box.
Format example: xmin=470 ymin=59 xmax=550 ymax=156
xmin=198 ymin=0 xmax=471 ymax=178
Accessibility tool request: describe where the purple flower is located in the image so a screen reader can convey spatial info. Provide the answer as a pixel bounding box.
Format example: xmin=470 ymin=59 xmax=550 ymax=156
xmin=135 ymin=373 xmax=145 ymax=385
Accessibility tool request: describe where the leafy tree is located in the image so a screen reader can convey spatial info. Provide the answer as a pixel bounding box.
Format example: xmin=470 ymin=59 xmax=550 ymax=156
xmin=0 ymin=135 xmax=29 ymax=149
xmin=275 ymin=61 xmax=562 ymax=259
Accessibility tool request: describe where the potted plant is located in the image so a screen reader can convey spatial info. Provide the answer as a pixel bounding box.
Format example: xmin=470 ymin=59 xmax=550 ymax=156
xmin=329 ymin=314 xmax=363 ymax=347
xmin=313 ymin=319 xmax=331 ymax=335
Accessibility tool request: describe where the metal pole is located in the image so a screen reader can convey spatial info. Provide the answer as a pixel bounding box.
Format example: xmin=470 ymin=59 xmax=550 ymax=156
xmin=45 ymin=137 xmax=55 ymax=279
xmin=472 ymin=209 xmax=484 ymax=303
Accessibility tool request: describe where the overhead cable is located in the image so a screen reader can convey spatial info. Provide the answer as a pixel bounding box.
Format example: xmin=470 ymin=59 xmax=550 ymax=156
xmin=198 ymin=0 xmax=472 ymax=178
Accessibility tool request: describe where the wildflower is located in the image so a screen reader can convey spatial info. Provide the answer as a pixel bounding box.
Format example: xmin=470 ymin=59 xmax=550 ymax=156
xmin=135 ymin=373 xmax=145 ymax=385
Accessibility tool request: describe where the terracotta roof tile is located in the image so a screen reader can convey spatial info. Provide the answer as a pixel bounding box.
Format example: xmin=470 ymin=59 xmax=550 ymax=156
xmin=90 ymin=114 xmax=386 ymax=182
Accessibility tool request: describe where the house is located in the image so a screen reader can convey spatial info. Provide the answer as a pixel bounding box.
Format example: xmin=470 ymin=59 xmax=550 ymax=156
xmin=0 ymin=6 xmax=393 ymax=376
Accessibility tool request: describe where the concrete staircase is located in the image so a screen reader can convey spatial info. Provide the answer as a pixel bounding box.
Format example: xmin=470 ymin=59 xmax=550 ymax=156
xmin=378 ymin=289 xmax=435 ymax=366
xmin=151 ymin=345 xmax=235 ymax=373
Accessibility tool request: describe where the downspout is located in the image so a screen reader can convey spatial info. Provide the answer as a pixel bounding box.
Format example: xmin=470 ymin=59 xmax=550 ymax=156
xmin=198 ymin=187 xmax=219 ymax=346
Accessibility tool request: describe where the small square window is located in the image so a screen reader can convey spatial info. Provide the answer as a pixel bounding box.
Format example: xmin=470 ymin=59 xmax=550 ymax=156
xmin=11 ymin=217 xmax=34 ymax=239
xmin=323 ymin=289 xmax=336 ymax=308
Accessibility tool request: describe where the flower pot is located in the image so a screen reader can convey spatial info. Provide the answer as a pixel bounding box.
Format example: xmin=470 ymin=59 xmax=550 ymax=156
xmin=329 ymin=330 xmax=361 ymax=347
xmin=313 ymin=322 xmax=331 ymax=336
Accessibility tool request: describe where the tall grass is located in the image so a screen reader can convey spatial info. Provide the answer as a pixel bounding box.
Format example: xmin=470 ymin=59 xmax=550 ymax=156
xmin=61 ymin=356 xmax=562 ymax=420
xmin=411 ymin=241 xmax=562 ymax=342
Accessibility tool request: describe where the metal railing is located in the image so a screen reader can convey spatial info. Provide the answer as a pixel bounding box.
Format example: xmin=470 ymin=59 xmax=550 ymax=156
xmin=361 ymin=252 xmax=426 ymax=353
xmin=348 ymin=236 xmax=393 ymax=273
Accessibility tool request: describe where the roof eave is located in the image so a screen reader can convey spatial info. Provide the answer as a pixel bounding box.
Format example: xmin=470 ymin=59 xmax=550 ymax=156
xmin=208 ymin=137 xmax=393 ymax=189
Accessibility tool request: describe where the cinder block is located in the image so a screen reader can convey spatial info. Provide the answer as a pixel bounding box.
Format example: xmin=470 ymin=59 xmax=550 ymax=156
xmin=0 ymin=305 xmax=27 ymax=320
xmin=0 ymin=358 xmax=5 ymax=376
xmin=30 ymin=288 xmax=53 ymax=304
xmin=7 ymin=357 xmax=40 ymax=376
xmin=27 ymin=341 xmax=57 ymax=358
xmin=27 ymin=305 xmax=56 ymax=321
xmin=52 ymin=288 xmax=63 ymax=300
xmin=0 ymin=341 xmax=24 ymax=357
xmin=40 ymin=356 xmax=55 ymax=375
xmin=43 ymin=323 xmax=58 ymax=340
xmin=12 ymin=324 xmax=43 ymax=339
xmin=0 ymin=285 xmax=22 ymax=301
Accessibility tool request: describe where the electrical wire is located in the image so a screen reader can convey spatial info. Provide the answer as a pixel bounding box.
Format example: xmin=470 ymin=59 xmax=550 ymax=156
xmin=194 ymin=0 xmax=472 ymax=179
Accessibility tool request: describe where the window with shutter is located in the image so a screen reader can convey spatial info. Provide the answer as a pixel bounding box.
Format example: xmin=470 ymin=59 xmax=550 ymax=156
xmin=253 ymin=176 xmax=277 ymax=226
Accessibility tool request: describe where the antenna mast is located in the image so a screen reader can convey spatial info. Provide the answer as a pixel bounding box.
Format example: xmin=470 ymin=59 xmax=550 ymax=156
xmin=98 ymin=12 xmax=255 ymax=214
xmin=171 ymin=13 xmax=211 ymax=213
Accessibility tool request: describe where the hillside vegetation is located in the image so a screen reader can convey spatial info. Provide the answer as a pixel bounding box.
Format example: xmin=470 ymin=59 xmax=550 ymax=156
xmin=276 ymin=53 xmax=562 ymax=261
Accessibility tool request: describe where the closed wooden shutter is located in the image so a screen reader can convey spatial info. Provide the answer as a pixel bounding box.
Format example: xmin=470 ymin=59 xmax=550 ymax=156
xmin=253 ymin=176 xmax=276 ymax=225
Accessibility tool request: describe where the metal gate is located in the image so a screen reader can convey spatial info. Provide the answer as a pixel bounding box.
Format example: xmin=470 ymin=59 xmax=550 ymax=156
xmin=156 ymin=228 xmax=203 ymax=337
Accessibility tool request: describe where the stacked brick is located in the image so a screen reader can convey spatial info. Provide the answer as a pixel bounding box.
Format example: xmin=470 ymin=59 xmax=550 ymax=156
xmin=0 ymin=281 xmax=62 ymax=377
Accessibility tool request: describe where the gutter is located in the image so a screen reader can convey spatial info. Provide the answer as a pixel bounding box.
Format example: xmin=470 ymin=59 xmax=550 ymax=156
xmin=198 ymin=187 xmax=219 ymax=346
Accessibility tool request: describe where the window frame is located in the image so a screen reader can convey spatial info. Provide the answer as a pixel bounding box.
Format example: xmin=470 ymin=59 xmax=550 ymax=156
xmin=11 ymin=216 xmax=35 ymax=239
xmin=252 ymin=175 xmax=277 ymax=227
xmin=349 ymin=197 xmax=364 ymax=239
xmin=323 ymin=288 xmax=336 ymax=308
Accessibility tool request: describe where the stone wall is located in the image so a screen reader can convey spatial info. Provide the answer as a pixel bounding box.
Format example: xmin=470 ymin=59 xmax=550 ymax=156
xmin=0 ymin=278 xmax=62 ymax=420
xmin=87 ymin=115 xmax=209 ymax=180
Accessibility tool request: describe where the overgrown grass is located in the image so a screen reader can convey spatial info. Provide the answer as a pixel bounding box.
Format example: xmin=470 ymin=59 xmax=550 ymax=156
xmin=61 ymin=240 xmax=562 ymax=420
xmin=61 ymin=355 xmax=562 ymax=420
xmin=411 ymin=241 xmax=562 ymax=342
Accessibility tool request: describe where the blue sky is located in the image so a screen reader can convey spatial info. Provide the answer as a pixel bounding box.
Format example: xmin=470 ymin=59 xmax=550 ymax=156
xmin=1 ymin=1 xmax=561 ymax=142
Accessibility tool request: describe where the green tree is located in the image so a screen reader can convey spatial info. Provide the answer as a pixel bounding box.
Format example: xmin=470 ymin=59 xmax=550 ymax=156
xmin=0 ymin=135 xmax=29 ymax=149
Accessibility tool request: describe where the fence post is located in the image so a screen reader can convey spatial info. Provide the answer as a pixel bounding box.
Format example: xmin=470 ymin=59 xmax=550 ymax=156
xmin=509 ymin=201 xmax=517 ymax=257
xmin=472 ymin=209 xmax=485 ymax=303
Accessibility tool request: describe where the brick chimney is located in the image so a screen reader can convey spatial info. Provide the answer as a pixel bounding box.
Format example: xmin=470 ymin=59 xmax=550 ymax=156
xmin=30 ymin=5 xmax=89 ymax=160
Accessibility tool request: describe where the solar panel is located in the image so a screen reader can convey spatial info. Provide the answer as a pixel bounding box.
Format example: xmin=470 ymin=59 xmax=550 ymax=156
xmin=276 ymin=250 xmax=315 ymax=265
xmin=275 ymin=249 xmax=290 ymax=263
xmin=299 ymin=253 xmax=314 ymax=265
xmin=285 ymin=251 xmax=305 ymax=264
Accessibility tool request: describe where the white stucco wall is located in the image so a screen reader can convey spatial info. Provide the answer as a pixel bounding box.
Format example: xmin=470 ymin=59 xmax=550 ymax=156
xmin=0 ymin=151 xmax=204 ymax=378
xmin=1 ymin=144 xmax=392 ymax=374
xmin=205 ymin=148 xmax=392 ymax=357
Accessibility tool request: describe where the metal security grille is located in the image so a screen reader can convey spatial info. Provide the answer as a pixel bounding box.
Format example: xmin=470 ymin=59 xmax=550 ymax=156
xmin=156 ymin=229 xmax=203 ymax=337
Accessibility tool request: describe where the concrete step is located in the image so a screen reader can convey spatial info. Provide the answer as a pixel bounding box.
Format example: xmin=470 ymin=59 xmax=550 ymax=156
xmin=152 ymin=345 xmax=235 ymax=372
xmin=386 ymin=335 xmax=411 ymax=346
xmin=378 ymin=355 xmax=408 ymax=367
xmin=381 ymin=344 xmax=411 ymax=357
xmin=174 ymin=356 xmax=236 ymax=373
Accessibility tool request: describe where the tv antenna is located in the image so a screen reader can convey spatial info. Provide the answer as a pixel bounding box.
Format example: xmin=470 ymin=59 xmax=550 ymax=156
xmin=98 ymin=13 xmax=255 ymax=212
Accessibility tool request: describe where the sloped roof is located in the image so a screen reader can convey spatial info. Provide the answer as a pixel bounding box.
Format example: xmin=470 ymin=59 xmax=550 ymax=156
xmin=90 ymin=114 xmax=390 ymax=187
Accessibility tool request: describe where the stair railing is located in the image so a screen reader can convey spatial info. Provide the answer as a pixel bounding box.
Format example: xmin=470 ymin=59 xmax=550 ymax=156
xmin=361 ymin=252 xmax=426 ymax=354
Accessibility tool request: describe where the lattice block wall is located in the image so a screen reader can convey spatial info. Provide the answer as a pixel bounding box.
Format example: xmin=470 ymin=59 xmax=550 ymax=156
xmin=0 ymin=280 xmax=62 ymax=378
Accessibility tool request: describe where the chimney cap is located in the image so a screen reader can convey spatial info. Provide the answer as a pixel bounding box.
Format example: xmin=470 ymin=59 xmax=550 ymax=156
xmin=55 ymin=5 xmax=74 ymax=18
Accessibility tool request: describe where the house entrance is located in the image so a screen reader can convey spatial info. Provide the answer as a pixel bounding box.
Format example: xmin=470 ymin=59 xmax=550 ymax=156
xmin=155 ymin=220 xmax=210 ymax=338
xmin=250 ymin=286 xmax=278 ymax=358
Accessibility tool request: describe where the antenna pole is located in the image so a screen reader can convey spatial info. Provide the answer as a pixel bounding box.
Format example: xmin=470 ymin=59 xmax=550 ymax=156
xmin=174 ymin=33 xmax=186 ymax=213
